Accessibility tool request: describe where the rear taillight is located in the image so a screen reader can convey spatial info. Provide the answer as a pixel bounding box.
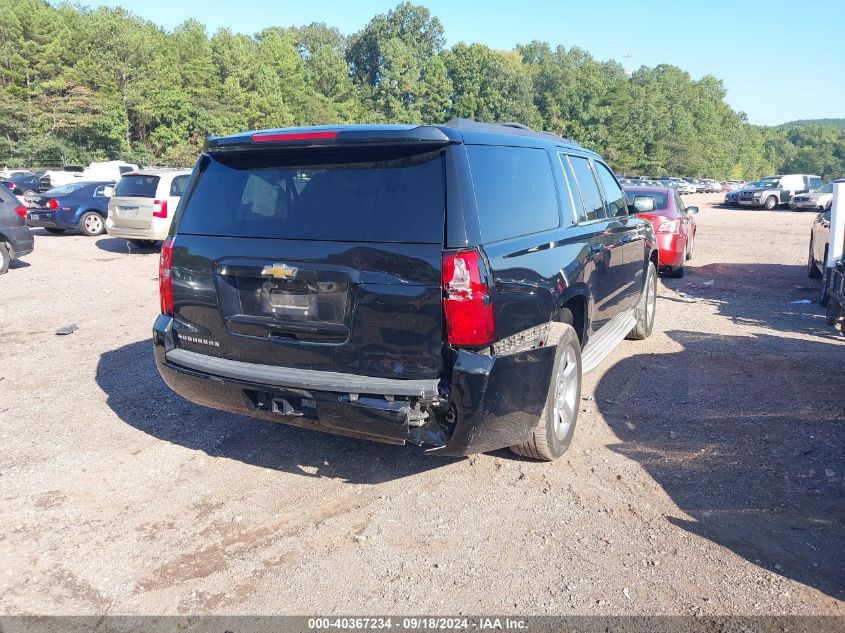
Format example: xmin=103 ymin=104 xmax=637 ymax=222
xmin=46 ymin=198 xmax=58 ymax=210
xmin=14 ymin=205 xmax=25 ymax=219
xmin=657 ymin=219 xmax=680 ymax=233
xmin=442 ymin=249 xmax=495 ymax=347
xmin=153 ymin=199 xmax=168 ymax=219
xmin=159 ymin=237 xmax=174 ymax=316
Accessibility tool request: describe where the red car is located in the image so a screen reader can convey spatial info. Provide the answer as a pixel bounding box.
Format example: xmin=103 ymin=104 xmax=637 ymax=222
xmin=623 ymin=186 xmax=698 ymax=278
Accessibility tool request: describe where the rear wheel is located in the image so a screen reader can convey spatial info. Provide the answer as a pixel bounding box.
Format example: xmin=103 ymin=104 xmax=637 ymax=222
xmin=628 ymin=261 xmax=657 ymax=340
xmin=764 ymin=196 xmax=778 ymax=210
xmin=510 ymin=322 xmax=581 ymax=461
xmin=807 ymin=238 xmax=822 ymax=279
xmin=820 ymin=268 xmax=832 ymax=307
xmin=825 ymin=298 xmax=842 ymax=327
xmin=0 ymin=243 xmax=9 ymax=274
xmin=79 ymin=211 xmax=105 ymax=236
xmin=44 ymin=227 xmax=65 ymax=235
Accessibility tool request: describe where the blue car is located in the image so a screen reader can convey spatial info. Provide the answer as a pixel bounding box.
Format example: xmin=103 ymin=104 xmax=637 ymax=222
xmin=26 ymin=181 xmax=114 ymax=236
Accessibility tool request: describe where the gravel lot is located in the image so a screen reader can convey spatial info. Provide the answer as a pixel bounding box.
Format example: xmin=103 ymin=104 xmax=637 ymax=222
xmin=1 ymin=193 xmax=843 ymax=616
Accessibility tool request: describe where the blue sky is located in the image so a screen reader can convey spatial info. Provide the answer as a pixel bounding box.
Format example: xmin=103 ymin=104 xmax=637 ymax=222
xmin=72 ymin=0 xmax=844 ymax=125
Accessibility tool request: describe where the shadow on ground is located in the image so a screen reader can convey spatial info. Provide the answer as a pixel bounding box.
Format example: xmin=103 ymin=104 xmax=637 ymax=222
xmin=661 ymin=262 xmax=842 ymax=342
xmin=96 ymin=340 xmax=458 ymax=484
xmin=95 ymin=237 xmax=160 ymax=254
xmin=596 ymin=324 xmax=845 ymax=600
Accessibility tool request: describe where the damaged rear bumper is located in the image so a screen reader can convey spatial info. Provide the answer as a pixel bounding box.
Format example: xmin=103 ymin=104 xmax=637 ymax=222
xmin=153 ymin=316 xmax=555 ymax=456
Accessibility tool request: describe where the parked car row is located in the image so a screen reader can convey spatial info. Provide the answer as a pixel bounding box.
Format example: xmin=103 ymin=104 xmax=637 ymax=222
xmin=722 ymin=174 xmax=837 ymax=210
xmin=620 ymin=176 xmax=744 ymax=195
xmin=0 ymin=167 xmax=192 ymax=241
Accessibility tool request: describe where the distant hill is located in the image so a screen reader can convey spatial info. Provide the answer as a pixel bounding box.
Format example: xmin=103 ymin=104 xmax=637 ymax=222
xmin=777 ymin=118 xmax=845 ymax=130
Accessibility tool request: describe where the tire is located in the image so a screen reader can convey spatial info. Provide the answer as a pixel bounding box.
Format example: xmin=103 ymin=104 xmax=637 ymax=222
xmin=44 ymin=227 xmax=65 ymax=234
xmin=510 ymin=322 xmax=581 ymax=461
xmin=820 ymin=268 xmax=832 ymax=308
xmin=79 ymin=211 xmax=105 ymax=236
xmin=128 ymin=239 xmax=158 ymax=248
xmin=825 ymin=298 xmax=842 ymax=327
xmin=807 ymin=238 xmax=822 ymax=279
xmin=0 ymin=243 xmax=9 ymax=274
xmin=627 ymin=261 xmax=657 ymax=340
xmin=764 ymin=196 xmax=778 ymax=210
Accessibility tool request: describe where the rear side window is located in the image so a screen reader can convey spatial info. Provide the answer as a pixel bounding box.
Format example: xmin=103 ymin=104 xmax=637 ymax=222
xmin=177 ymin=148 xmax=445 ymax=243
xmin=594 ymin=162 xmax=627 ymax=217
xmin=466 ymin=145 xmax=560 ymax=243
xmin=115 ymin=175 xmax=160 ymax=198
xmin=170 ymin=175 xmax=189 ymax=197
xmin=567 ymin=156 xmax=606 ymax=222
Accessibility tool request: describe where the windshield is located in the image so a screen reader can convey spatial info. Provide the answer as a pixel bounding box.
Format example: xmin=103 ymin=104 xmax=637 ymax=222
xmin=177 ymin=148 xmax=446 ymax=243
xmin=818 ymin=183 xmax=833 ymax=194
xmin=756 ymin=178 xmax=780 ymax=188
xmin=47 ymin=183 xmax=88 ymax=196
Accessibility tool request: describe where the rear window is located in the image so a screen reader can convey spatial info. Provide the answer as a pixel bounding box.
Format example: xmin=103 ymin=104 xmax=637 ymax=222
xmin=625 ymin=190 xmax=669 ymax=211
xmin=466 ymin=145 xmax=560 ymax=242
xmin=177 ymin=148 xmax=445 ymax=243
xmin=47 ymin=183 xmax=88 ymax=196
xmin=114 ymin=175 xmax=160 ymax=198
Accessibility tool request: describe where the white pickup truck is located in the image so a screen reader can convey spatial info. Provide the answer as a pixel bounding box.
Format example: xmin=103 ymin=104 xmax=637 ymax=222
xmin=38 ymin=161 xmax=139 ymax=191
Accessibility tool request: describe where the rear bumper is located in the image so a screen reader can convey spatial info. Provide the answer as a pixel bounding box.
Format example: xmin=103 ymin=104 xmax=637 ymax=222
xmin=2 ymin=226 xmax=34 ymax=258
xmin=655 ymin=233 xmax=685 ymax=268
xmin=105 ymin=217 xmax=170 ymax=241
xmin=26 ymin=209 xmax=81 ymax=229
xmin=153 ymin=315 xmax=555 ymax=456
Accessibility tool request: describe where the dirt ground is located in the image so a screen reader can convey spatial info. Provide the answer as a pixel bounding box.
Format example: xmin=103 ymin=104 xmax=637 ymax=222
xmin=0 ymin=193 xmax=843 ymax=616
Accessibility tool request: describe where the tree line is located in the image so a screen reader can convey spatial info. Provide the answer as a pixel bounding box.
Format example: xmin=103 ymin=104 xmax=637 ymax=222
xmin=1 ymin=0 xmax=843 ymax=180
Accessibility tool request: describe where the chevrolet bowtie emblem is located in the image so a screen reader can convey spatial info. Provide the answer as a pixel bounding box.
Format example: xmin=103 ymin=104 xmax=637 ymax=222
xmin=261 ymin=263 xmax=298 ymax=280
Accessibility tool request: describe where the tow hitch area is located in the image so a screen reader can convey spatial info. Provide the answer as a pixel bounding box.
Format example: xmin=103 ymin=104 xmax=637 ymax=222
xmin=243 ymin=388 xmax=413 ymax=444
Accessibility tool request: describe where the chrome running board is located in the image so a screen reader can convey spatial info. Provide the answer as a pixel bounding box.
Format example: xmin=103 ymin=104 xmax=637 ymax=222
xmin=581 ymin=311 xmax=637 ymax=374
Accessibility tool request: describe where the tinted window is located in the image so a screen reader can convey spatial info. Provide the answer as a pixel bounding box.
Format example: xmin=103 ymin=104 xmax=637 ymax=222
xmin=594 ymin=162 xmax=627 ymax=217
xmin=466 ymin=145 xmax=560 ymax=242
xmin=170 ymin=175 xmax=189 ymax=197
xmin=567 ymin=156 xmax=606 ymax=222
xmin=177 ymin=148 xmax=445 ymax=243
xmin=807 ymin=176 xmax=822 ymax=190
xmin=115 ymin=175 xmax=160 ymax=198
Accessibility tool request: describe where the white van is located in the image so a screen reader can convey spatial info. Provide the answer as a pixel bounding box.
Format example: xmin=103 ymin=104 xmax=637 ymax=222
xmin=105 ymin=169 xmax=191 ymax=246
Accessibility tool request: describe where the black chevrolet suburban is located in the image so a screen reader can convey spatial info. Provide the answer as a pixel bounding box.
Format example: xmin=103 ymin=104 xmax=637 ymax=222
xmin=153 ymin=119 xmax=658 ymax=461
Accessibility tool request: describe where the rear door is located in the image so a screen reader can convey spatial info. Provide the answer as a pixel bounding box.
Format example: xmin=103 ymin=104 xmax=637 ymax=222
xmin=593 ymin=160 xmax=645 ymax=313
xmin=169 ymin=145 xmax=447 ymax=381
xmin=110 ymin=174 xmax=160 ymax=229
xmin=563 ymin=153 xmax=629 ymax=330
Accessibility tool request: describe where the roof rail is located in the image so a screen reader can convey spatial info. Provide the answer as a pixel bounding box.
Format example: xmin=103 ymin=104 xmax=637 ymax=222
xmin=444 ymin=118 xmax=580 ymax=146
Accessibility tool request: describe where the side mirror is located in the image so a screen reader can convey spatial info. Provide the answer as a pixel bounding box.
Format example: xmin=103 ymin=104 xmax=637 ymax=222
xmin=687 ymin=206 xmax=699 ymax=214
xmin=631 ymin=196 xmax=655 ymax=213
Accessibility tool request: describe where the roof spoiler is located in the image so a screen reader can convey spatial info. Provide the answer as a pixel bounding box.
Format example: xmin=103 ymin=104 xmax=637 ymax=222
xmin=206 ymin=125 xmax=457 ymax=151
